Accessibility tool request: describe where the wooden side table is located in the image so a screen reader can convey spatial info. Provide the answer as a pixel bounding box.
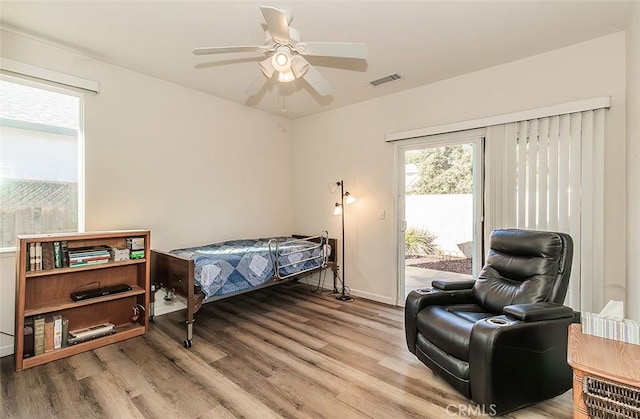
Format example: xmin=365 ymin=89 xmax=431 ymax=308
xmin=567 ymin=323 xmax=640 ymax=418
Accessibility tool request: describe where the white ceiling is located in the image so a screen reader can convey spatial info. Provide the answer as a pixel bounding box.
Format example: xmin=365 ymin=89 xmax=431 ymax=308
xmin=0 ymin=1 xmax=634 ymax=119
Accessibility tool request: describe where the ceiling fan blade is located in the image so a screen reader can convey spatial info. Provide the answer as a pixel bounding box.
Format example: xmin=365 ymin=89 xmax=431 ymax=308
xmin=193 ymin=46 xmax=263 ymax=55
xmin=245 ymin=74 xmax=266 ymax=96
xmin=260 ymin=6 xmax=291 ymax=44
xmin=299 ymin=42 xmax=368 ymax=59
xmin=303 ymin=65 xmax=332 ymax=96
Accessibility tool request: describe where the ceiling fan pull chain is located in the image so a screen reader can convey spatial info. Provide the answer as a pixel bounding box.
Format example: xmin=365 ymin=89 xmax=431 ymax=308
xmin=276 ymin=94 xmax=286 ymax=113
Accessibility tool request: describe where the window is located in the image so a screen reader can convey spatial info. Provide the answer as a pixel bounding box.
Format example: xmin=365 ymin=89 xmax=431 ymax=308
xmin=0 ymin=76 xmax=84 ymax=249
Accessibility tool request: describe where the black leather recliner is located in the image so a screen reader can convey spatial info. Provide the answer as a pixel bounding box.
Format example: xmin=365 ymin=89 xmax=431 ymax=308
xmin=405 ymin=229 xmax=576 ymax=415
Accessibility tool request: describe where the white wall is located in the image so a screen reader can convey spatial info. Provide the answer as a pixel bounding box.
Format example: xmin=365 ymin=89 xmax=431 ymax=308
xmin=626 ymin=2 xmax=640 ymax=321
xmin=292 ymin=33 xmax=628 ymax=308
xmin=0 ymin=29 xmax=293 ymax=355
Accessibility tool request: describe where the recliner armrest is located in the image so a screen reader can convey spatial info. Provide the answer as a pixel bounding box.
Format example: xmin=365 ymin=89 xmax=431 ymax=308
xmin=432 ymin=279 xmax=475 ymax=291
xmin=503 ymin=302 xmax=574 ymax=322
xmin=405 ymin=288 xmax=472 ymax=354
xmin=405 ymin=288 xmax=473 ymax=316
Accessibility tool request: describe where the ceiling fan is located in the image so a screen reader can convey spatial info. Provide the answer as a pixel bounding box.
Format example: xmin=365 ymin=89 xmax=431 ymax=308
xmin=193 ymin=5 xmax=368 ymax=97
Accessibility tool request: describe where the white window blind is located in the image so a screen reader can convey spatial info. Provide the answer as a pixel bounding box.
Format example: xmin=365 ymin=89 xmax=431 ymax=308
xmin=485 ymin=109 xmax=605 ymax=312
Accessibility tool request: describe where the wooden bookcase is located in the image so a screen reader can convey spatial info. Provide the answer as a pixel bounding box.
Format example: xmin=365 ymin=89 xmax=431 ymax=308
xmin=14 ymin=230 xmax=150 ymax=371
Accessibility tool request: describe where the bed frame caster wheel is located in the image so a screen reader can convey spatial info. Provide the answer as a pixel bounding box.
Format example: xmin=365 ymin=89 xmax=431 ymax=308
xmin=183 ymin=339 xmax=192 ymax=348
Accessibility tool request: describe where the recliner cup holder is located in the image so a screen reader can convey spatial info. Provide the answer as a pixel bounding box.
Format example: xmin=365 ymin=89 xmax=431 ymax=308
xmin=487 ymin=317 xmax=509 ymax=326
xmin=418 ymin=288 xmax=436 ymax=293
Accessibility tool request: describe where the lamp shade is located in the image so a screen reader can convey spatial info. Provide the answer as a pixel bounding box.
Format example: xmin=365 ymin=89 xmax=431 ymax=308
xmin=271 ymin=47 xmax=292 ymax=73
xmin=277 ymin=69 xmax=295 ymax=83
xmin=333 ymin=203 xmax=342 ymax=216
xmin=259 ymin=57 xmax=275 ymax=78
xmin=345 ymin=192 xmax=356 ymax=205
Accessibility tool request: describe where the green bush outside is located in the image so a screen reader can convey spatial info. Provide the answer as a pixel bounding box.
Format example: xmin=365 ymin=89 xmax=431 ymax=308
xmin=405 ymin=227 xmax=438 ymax=257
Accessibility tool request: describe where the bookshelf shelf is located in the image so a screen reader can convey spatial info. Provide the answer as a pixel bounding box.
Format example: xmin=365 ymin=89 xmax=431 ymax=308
xmin=21 ymin=323 xmax=145 ymax=370
xmin=25 ymin=258 xmax=146 ymax=278
xmin=24 ymin=286 xmax=146 ymax=317
xmin=14 ymin=230 xmax=151 ymax=371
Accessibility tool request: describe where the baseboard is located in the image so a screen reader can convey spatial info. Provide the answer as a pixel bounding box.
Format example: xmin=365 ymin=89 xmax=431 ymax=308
xmin=296 ymin=271 xmax=336 ymax=292
xmin=348 ymin=289 xmax=396 ymax=305
xmin=1 ymin=342 xmax=14 ymax=357
xmin=299 ymin=272 xmax=396 ymax=306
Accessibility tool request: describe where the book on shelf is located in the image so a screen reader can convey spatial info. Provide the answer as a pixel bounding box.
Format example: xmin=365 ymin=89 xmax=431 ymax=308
xmin=70 ymin=259 xmax=110 ymax=267
xmin=35 ymin=243 xmax=42 ymax=271
xmin=126 ymin=237 xmax=145 ymax=251
xmin=44 ymin=316 xmax=54 ymax=352
xmin=34 ymin=315 xmax=45 ymax=356
xmin=68 ymin=246 xmax=111 ymax=266
xmin=42 ymin=242 xmax=55 ymax=270
xmin=70 ymin=254 xmax=110 ymax=260
xmin=69 ymin=253 xmax=111 ymax=260
xmin=110 ymin=248 xmax=130 ymax=262
xmin=62 ymin=318 xmax=69 ymax=348
xmin=130 ymin=250 xmax=145 ymax=259
xmin=29 ymin=243 xmax=36 ymax=272
xmin=53 ymin=241 xmax=63 ymax=269
xmin=53 ymin=314 xmax=63 ymax=349
xmin=61 ymin=241 xmax=69 ymax=268
xmin=68 ymin=245 xmax=111 ymax=256
xmin=23 ymin=316 xmax=34 ymax=358
xmin=68 ymin=323 xmax=115 ymax=345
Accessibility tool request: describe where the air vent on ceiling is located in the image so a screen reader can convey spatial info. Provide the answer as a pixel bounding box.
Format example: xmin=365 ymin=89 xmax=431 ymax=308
xmin=368 ymin=73 xmax=402 ymax=87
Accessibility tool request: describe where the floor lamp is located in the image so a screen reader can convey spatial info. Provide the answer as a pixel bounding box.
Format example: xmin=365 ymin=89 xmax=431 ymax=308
xmin=333 ymin=180 xmax=356 ymax=301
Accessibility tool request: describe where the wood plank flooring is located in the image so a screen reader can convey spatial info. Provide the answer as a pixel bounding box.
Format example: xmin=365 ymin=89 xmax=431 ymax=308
xmin=1 ymin=282 xmax=572 ymax=418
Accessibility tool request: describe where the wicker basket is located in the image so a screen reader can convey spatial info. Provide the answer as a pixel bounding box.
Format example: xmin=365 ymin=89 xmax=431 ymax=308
xmin=582 ymin=375 xmax=640 ymax=418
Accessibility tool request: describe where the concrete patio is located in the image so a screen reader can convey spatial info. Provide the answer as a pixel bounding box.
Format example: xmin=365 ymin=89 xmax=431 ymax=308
xmin=404 ymin=265 xmax=472 ymax=300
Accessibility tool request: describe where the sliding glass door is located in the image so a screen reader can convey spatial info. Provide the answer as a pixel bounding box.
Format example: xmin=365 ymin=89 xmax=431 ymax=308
xmin=397 ymin=132 xmax=484 ymax=305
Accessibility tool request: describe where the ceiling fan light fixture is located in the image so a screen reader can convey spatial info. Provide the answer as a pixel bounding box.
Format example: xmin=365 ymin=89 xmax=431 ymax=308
xmin=275 ymin=52 xmax=289 ymax=66
xmin=193 ymin=6 xmax=368 ymax=99
xmin=278 ymin=69 xmax=296 ymax=83
xmin=271 ymin=48 xmax=292 ymax=73
xmin=259 ymin=57 xmax=275 ymax=78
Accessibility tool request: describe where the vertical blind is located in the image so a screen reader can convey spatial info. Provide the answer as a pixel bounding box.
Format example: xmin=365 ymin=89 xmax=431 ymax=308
xmin=485 ymin=109 xmax=605 ymax=312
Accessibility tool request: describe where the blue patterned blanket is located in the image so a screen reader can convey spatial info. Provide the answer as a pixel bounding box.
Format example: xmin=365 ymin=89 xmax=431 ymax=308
xmin=170 ymin=237 xmax=327 ymax=299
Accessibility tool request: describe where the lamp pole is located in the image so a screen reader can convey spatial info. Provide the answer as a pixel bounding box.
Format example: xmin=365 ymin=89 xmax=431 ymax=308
xmin=336 ymin=180 xmax=352 ymax=301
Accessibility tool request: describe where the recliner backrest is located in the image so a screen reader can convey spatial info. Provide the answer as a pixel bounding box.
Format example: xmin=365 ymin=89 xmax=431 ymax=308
xmin=471 ymin=229 xmax=573 ymax=313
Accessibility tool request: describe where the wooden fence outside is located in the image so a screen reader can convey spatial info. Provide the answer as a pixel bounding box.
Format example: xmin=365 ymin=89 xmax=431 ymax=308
xmin=0 ymin=180 xmax=78 ymax=248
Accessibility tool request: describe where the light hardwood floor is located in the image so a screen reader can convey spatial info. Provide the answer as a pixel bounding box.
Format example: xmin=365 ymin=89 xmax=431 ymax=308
xmin=1 ymin=282 xmax=572 ymax=418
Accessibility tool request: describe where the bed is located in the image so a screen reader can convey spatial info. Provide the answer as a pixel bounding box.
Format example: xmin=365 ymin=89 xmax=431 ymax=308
xmin=150 ymin=232 xmax=337 ymax=347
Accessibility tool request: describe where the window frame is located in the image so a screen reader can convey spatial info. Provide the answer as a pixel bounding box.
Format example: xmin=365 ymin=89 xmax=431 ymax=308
xmin=0 ymin=73 xmax=85 ymax=253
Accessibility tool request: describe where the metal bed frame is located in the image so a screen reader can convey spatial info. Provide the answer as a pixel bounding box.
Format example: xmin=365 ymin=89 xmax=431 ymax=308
xmin=150 ymin=232 xmax=337 ymax=347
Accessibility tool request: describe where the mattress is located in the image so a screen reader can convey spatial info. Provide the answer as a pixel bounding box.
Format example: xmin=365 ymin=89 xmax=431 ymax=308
xmin=170 ymin=236 xmax=326 ymax=299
